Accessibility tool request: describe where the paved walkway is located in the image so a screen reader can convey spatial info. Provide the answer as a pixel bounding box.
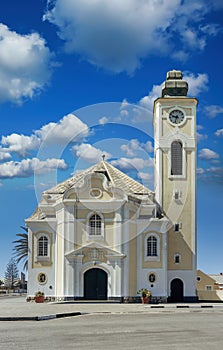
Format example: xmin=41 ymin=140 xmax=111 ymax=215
xmin=0 ymin=295 xmax=223 ymax=321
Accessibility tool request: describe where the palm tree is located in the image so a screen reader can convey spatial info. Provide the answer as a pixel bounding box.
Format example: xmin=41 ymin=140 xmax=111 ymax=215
xmin=13 ymin=226 xmax=28 ymax=271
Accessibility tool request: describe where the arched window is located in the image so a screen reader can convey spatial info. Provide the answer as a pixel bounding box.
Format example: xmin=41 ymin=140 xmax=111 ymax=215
xmin=89 ymin=214 xmax=102 ymax=236
xmin=171 ymin=141 xmax=183 ymax=175
xmin=38 ymin=236 xmax=48 ymax=256
xmin=147 ymin=236 xmax=157 ymax=257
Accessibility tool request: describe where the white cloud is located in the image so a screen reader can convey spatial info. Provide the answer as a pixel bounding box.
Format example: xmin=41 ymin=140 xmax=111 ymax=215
xmin=121 ymin=139 xmax=141 ymax=157
xmin=198 ymin=148 xmax=219 ymax=160
xmin=0 ymin=149 xmax=11 ymax=161
xmin=98 ymin=116 xmax=109 ymax=125
xmin=215 ymin=129 xmax=223 ymax=137
xmin=184 ymin=72 xmax=209 ymax=96
xmin=205 ymin=105 xmax=223 ymax=118
xmin=111 ymin=157 xmax=153 ymax=171
xmin=0 ymin=158 xmax=67 ymax=179
xmin=0 ymin=113 xmax=89 ymax=164
xmin=1 ymin=133 xmax=40 ymax=156
xmin=200 ymin=24 xmax=222 ymax=36
xmin=197 ymin=166 xmax=223 ymax=183
xmin=137 ymin=172 xmax=153 ymax=181
xmin=72 ymin=143 xmax=112 ymax=163
xmin=139 ymin=84 xmax=161 ymax=112
xmin=182 ymin=29 xmax=206 ymax=50
xmin=121 ymin=99 xmax=129 ymax=109
xmin=44 ymin=0 xmax=216 ymax=74
xmin=144 ymin=141 xmax=154 ymax=153
xmin=0 ymin=23 xmax=53 ymax=104
xmin=121 ymin=139 xmax=153 ymax=157
xmin=35 ymin=113 xmax=89 ymax=145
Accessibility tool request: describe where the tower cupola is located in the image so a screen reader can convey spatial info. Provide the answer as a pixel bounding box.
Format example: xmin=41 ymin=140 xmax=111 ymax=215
xmin=162 ymin=70 xmax=188 ymax=97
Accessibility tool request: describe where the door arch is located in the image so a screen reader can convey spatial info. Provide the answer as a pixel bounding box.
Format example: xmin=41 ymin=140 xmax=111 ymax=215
xmin=84 ymin=268 xmax=108 ymax=300
xmin=170 ymin=278 xmax=184 ymax=302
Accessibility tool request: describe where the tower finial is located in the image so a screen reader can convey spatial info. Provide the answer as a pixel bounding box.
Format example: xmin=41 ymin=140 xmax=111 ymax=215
xmin=102 ymin=154 xmax=105 ymax=161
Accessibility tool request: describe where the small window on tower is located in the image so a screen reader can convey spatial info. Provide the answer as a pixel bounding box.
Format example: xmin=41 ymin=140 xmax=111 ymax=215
xmin=174 ymin=223 xmax=181 ymax=232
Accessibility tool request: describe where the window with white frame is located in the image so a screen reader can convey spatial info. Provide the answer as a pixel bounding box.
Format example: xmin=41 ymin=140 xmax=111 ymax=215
xmin=89 ymin=214 xmax=102 ymax=236
xmin=147 ymin=236 xmax=157 ymax=257
xmin=144 ymin=233 xmax=160 ymax=261
xmin=38 ymin=236 xmax=48 ymax=256
xmin=34 ymin=233 xmax=50 ymax=262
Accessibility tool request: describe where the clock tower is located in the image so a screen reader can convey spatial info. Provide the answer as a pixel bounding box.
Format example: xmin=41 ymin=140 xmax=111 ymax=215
xmin=153 ymin=70 xmax=198 ymax=301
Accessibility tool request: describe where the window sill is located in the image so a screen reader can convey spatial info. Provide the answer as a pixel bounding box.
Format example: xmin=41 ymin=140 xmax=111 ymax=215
xmin=86 ymin=235 xmax=104 ymax=241
xmin=35 ymin=256 xmax=50 ymax=262
xmin=144 ymin=256 xmax=160 ymax=262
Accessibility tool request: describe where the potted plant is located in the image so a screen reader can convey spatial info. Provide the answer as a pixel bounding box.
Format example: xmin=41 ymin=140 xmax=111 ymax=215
xmin=137 ymin=288 xmax=151 ymax=304
xmin=34 ymin=291 xmax=45 ymax=303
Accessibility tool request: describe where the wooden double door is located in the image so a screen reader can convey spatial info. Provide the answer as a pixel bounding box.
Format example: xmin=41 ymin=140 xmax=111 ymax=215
xmin=84 ymin=268 xmax=108 ymax=300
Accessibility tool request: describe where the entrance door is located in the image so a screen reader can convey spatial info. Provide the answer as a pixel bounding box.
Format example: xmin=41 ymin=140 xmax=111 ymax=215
xmin=170 ymin=278 xmax=184 ymax=302
xmin=84 ymin=268 xmax=108 ymax=300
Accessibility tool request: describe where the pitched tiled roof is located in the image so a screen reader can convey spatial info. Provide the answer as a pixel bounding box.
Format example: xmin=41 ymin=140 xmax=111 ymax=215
xmin=45 ymin=160 xmax=153 ymax=198
xmin=27 ymin=161 xmax=154 ymax=221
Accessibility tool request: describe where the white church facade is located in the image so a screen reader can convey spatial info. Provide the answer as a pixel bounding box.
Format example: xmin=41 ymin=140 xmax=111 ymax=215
xmin=26 ymin=70 xmax=198 ymax=302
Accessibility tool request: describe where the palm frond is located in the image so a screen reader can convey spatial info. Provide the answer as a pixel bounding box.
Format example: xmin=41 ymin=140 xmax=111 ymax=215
xmin=12 ymin=226 xmax=28 ymax=271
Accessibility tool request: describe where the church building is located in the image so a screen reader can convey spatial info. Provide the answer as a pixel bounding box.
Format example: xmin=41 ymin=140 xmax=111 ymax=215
xmin=26 ymin=70 xmax=198 ymax=302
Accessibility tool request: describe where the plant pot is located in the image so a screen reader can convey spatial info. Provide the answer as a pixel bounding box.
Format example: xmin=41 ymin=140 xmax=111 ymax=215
xmin=141 ymin=296 xmax=149 ymax=304
xmin=35 ymin=296 xmax=45 ymax=303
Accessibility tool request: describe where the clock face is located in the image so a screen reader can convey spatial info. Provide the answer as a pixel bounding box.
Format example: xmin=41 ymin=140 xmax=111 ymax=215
xmin=169 ymin=109 xmax=185 ymax=124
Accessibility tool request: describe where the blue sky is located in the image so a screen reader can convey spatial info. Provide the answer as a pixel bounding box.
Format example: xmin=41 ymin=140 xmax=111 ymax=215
xmin=0 ymin=0 xmax=223 ymax=277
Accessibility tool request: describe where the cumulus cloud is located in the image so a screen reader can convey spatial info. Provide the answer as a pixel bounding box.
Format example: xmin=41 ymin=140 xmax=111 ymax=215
xmin=111 ymin=157 xmax=153 ymax=171
xmin=198 ymin=148 xmax=219 ymax=160
xmin=0 ymin=23 xmax=54 ymax=104
xmin=205 ymin=105 xmax=223 ymax=118
xmin=35 ymin=113 xmax=89 ymax=145
xmin=0 ymin=149 xmax=11 ymax=161
xmin=0 ymin=158 xmax=67 ymax=179
xmin=139 ymin=84 xmax=161 ymax=112
xmin=0 ymin=113 xmax=89 ymax=160
xmin=184 ymin=72 xmax=209 ymax=96
xmin=1 ymin=133 xmax=40 ymax=157
xmin=72 ymin=143 xmax=112 ymax=163
xmin=44 ymin=0 xmax=218 ymax=74
xmin=121 ymin=139 xmax=153 ymax=157
xmin=215 ymin=129 xmax=223 ymax=137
